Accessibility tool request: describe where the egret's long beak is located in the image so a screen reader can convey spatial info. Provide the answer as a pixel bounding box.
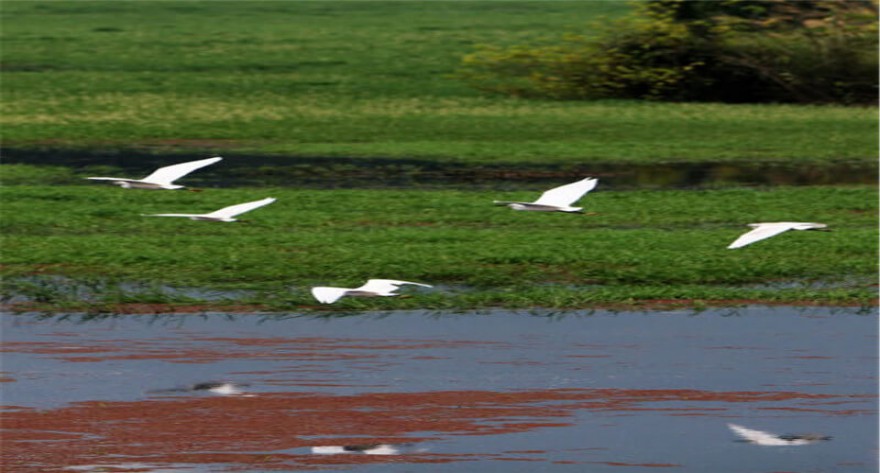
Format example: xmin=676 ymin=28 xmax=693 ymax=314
xmin=186 ymin=188 xmax=204 ymax=193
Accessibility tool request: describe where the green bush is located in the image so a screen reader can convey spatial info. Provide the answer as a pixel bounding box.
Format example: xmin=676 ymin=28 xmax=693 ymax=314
xmin=457 ymin=0 xmax=878 ymax=104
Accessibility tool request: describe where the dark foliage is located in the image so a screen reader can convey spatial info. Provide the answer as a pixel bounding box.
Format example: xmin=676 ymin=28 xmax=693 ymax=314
xmin=458 ymin=0 xmax=878 ymax=104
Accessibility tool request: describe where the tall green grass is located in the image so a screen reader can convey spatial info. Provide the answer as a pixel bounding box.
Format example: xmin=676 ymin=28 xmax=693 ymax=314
xmin=1 ymin=1 xmax=875 ymax=164
xmin=2 ymin=184 xmax=875 ymax=309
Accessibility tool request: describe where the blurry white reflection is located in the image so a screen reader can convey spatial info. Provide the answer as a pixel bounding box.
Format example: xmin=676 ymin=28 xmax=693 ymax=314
xmin=189 ymin=382 xmax=247 ymax=395
xmin=148 ymin=382 xmax=253 ymax=397
xmin=311 ymin=443 xmax=427 ymax=455
xmin=728 ymin=423 xmax=831 ymax=446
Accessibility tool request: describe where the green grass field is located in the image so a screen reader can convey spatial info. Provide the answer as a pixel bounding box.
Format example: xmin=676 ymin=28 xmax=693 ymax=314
xmin=1 ymin=1 xmax=876 ymax=164
xmin=1 ymin=1 xmax=876 ymax=311
xmin=1 ymin=183 xmax=876 ymax=311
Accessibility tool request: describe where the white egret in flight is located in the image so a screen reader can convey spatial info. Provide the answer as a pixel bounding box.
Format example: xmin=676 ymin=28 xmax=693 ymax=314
xmin=143 ymin=197 xmax=276 ymax=222
xmin=727 ymin=222 xmax=828 ymax=249
xmin=87 ymin=156 xmax=222 ymax=190
xmin=311 ymin=279 xmax=432 ymax=304
xmin=494 ymin=177 xmax=598 ymax=212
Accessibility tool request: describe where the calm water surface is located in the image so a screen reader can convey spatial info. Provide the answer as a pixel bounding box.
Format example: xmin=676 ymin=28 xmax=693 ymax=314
xmin=4 ymin=148 xmax=876 ymax=188
xmin=2 ymin=306 xmax=877 ymax=472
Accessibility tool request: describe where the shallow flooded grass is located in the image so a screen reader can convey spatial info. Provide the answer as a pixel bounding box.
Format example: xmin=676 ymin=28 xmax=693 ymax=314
xmin=2 ymin=154 xmax=877 ymax=190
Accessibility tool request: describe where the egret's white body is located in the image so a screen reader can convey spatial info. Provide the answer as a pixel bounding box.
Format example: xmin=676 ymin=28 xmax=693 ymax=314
xmin=727 ymin=222 xmax=828 ymax=249
xmin=87 ymin=157 xmax=222 ymax=190
xmin=494 ymin=177 xmax=598 ymax=212
xmin=727 ymin=423 xmax=831 ymax=446
xmin=312 ymin=444 xmax=401 ymax=455
xmin=143 ymin=197 xmax=276 ymax=222
xmin=311 ymin=279 xmax=432 ymax=304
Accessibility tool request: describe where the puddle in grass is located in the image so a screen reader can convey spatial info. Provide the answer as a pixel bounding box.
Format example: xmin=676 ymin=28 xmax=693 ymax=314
xmin=2 ymin=148 xmax=876 ymax=189
xmin=2 ymin=306 xmax=877 ymax=472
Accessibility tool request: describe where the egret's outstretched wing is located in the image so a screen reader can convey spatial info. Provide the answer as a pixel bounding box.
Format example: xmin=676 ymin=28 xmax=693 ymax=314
xmin=727 ymin=424 xmax=791 ymax=446
xmin=533 ymin=178 xmax=598 ymax=207
xmin=727 ymin=223 xmax=794 ymax=249
xmin=311 ymin=287 xmax=349 ymax=304
xmin=792 ymin=222 xmax=827 ymax=231
xmin=358 ymin=279 xmax=432 ymax=293
xmin=142 ymin=213 xmax=201 ymax=218
xmin=141 ymin=157 xmax=222 ymax=185
xmin=205 ymin=197 xmax=276 ymax=219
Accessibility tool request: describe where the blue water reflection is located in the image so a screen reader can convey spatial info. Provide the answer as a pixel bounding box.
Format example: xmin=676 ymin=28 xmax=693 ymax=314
xmin=2 ymin=306 xmax=876 ymax=472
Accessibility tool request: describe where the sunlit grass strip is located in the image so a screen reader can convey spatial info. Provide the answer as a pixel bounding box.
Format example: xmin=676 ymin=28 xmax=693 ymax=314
xmin=1 ymin=92 xmax=874 ymax=163
xmin=1 ymin=183 xmax=875 ymax=310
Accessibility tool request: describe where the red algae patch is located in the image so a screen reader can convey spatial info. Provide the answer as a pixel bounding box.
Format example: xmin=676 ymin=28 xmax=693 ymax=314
xmin=0 ymin=336 xmax=511 ymax=365
xmin=3 ymin=307 xmax=875 ymax=472
xmin=1 ymin=388 xmax=860 ymax=472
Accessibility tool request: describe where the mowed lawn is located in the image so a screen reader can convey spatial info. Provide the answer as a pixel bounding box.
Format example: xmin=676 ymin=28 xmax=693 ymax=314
xmin=1 ymin=1 xmax=876 ymax=164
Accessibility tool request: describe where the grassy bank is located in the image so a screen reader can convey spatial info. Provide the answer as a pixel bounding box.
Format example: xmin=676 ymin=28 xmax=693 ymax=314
xmin=2 ymin=1 xmax=876 ymax=164
xmin=1 ymin=2 xmax=876 ymax=312
xmin=2 ymin=183 xmax=876 ymax=311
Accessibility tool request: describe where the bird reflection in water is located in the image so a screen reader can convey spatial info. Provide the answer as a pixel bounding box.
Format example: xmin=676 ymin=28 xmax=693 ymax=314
xmin=311 ymin=443 xmax=427 ymax=455
xmin=728 ymin=423 xmax=831 ymax=446
xmin=148 ymin=382 xmax=253 ymax=397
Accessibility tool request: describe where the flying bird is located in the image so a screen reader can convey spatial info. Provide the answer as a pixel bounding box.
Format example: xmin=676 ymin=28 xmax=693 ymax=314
xmin=311 ymin=279 xmax=432 ymax=304
xmin=86 ymin=156 xmax=222 ymax=190
xmin=727 ymin=423 xmax=831 ymax=446
xmin=142 ymin=197 xmax=276 ymax=222
xmin=494 ymin=177 xmax=598 ymax=212
xmin=727 ymin=222 xmax=828 ymax=249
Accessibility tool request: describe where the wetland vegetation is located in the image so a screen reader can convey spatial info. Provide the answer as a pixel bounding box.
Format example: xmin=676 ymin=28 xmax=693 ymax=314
xmin=1 ymin=1 xmax=876 ymax=312
xmin=1 ymin=183 xmax=876 ymax=311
